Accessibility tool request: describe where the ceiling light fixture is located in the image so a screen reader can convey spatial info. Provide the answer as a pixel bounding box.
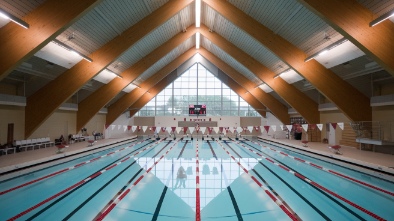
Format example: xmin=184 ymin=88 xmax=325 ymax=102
xmin=304 ymin=37 xmax=348 ymax=62
xmin=132 ymin=83 xmax=141 ymax=89
xmin=254 ymin=83 xmax=266 ymax=89
xmin=370 ymin=9 xmax=394 ymax=27
xmin=273 ymin=68 xmax=291 ymax=79
xmin=53 ymin=39 xmax=93 ymax=62
xmin=195 ymin=0 xmax=201 ymax=27
xmin=196 ymin=32 xmax=200 ymax=49
xmin=0 ymin=8 xmax=29 ymax=29
xmin=106 ymin=69 xmax=123 ymax=78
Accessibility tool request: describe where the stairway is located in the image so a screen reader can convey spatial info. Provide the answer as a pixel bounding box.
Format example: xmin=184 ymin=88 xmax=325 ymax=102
xmin=340 ymin=123 xmax=358 ymax=148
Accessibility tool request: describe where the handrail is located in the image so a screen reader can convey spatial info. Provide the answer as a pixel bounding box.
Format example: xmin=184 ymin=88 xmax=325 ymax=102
xmin=350 ymin=121 xmax=394 ymax=142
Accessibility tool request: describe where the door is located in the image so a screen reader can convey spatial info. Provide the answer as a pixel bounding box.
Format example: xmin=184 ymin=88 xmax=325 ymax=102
xmin=7 ymin=123 xmax=14 ymax=144
xmin=326 ymin=123 xmax=336 ymax=145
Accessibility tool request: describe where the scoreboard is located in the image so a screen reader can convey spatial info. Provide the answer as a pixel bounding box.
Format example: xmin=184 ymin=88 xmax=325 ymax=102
xmin=189 ymin=104 xmax=206 ymax=116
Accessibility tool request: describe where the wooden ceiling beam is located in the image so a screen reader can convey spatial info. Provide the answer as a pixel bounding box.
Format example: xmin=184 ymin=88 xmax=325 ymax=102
xmin=298 ymin=0 xmax=394 ymax=76
xmin=199 ymin=48 xmax=289 ymax=124
xmin=25 ymin=0 xmax=193 ymax=138
xmin=0 ymin=0 xmax=103 ymax=80
xmin=204 ymin=0 xmax=371 ymax=122
xmin=76 ymin=26 xmax=198 ymax=131
xmin=200 ymin=24 xmax=319 ymax=123
xmin=106 ymin=48 xmax=198 ymax=125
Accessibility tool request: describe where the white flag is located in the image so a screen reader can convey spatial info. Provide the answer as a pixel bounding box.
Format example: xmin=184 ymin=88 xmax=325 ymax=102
xmin=286 ymin=125 xmax=292 ymax=131
xmin=123 ymin=125 xmax=127 ymax=131
xmin=118 ymin=125 xmax=122 ymax=130
xmin=189 ymin=127 xmax=195 ymax=134
xmin=316 ymin=124 xmax=323 ymax=131
xmin=213 ymin=127 xmax=219 ymax=133
xmin=132 ymin=126 xmax=137 ymax=132
xmin=247 ymin=126 xmax=253 ymax=133
xmin=166 ymin=127 xmax=172 ymax=134
xmin=111 ymin=125 xmax=116 ymax=130
xmin=280 ymin=125 xmax=284 ymax=131
xmin=156 ymin=127 xmax=161 ymax=133
xmin=176 ymin=127 xmax=182 ymax=134
xmin=271 ymin=125 xmax=277 ymax=132
xmin=142 ymin=126 xmax=148 ymax=133
xmin=302 ymin=124 xmax=308 ymax=132
xmin=338 ymin=122 xmax=344 ymax=130
xmin=201 ymin=127 xmax=206 ymax=134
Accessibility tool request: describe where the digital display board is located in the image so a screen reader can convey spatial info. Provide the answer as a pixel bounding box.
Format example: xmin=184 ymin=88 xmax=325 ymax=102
xmin=189 ymin=104 xmax=206 ymax=116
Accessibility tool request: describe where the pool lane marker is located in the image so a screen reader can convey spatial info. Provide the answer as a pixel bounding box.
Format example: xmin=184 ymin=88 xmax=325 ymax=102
xmin=196 ymin=142 xmax=201 ymax=221
xmin=215 ymin=141 xmax=298 ymax=221
xmin=6 ymin=139 xmax=165 ymax=221
xmin=237 ymin=141 xmax=387 ymax=221
xmin=0 ymin=139 xmax=147 ymax=196
xmin=247 ymin=140 xmax=394 ymax=197
xmin=95 ymin=139 xmax=180 ymax=221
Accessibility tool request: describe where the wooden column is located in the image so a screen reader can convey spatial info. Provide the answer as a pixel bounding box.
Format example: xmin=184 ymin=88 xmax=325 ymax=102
xmin=200 ymin=24 xmax=319 ymax=123
xmin=204 ymin=0 xmax=371 ymax=122
xmin=25 ymin=0 xmax=193 ymax=138
xmin=106 ymin=48 xmax=198 ymax=125
xmin=76 ymin=26 xmax=198 ymax=131
xmin=0 ymin=0 xmax=103 ymax=80
xmin=298 ymin=0 xmax=394 ymax=76
xmin=199 ymin=48 xmax=289 ymax=124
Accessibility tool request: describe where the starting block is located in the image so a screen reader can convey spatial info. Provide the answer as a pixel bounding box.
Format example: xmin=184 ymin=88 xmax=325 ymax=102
xmin=301 ymin=140 xmax=308 ymax=147
xmin=328 ymin=145 xmax=342 ymax=154
xmin=87 ymin=140 xmax=97 ymax=146
xmin=56 ymin=145 xmax=68 ymax=153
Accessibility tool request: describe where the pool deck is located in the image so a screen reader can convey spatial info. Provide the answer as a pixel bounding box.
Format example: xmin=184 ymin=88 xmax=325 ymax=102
xmin=1 ymin=135 xmax=394 ymax=176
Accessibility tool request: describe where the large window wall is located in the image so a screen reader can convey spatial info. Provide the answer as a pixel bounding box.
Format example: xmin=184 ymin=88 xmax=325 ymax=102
xmin=136 ymin=63 xmax=259 ymax=117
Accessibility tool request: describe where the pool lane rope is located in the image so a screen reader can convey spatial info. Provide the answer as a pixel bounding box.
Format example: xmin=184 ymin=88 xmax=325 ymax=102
xmin=216 ymin=141 xmax=298 ymax=221
xmin=0 ymin=139 xmax=146 ymax=196
xmin=95 ymin=139 xmax=180 ymax=221
xmin=248 ymin=141 xmax=394 ymax=196
xmin=6 ymin=139 xmax=165 ymax=221
xmin=248 ymin=140 xmax=394 ymax=197
xmin=195 ymin=142 xmax=201 ymax=221
xmin=237 ymin=141 xmax=386 ymax=221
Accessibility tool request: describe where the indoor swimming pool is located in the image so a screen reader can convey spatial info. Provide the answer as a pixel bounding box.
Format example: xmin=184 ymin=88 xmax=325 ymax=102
xmin=0 ymin=137 xmax=393 ymax=220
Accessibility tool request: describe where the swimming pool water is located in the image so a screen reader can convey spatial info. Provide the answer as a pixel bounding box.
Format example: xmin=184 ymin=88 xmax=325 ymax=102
xmin=0 ymin=138 xmax=393 ymax=221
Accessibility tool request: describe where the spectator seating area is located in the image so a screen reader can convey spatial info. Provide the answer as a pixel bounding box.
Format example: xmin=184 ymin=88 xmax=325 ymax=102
xmin=14 ymin=137 xmax=55 ymax=152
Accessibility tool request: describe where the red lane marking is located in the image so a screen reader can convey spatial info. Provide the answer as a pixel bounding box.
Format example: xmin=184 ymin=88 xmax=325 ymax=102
xmin=309 ymin=163 xmax=323 ymax=169
xmin=133 ymin=176 xmax=144 ymax=185
xmin=279 ymin=165 xmax=289 ymax=171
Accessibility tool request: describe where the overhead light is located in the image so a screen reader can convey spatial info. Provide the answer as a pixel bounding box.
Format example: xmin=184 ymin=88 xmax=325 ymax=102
xmin=254 ymin=83 xmax=266 ymax=89
xmin=0 ymin=8 xmax=29 ymax=29
xmin=53 ymin=39 xmax=93 ymax=62
xmin=273 ymin=68 xmax=291 ymax=79
xmin=196 ymin=32 xmax=200 ymax=49
xmin=106 ymin=69 xmax=123 ymax=78
xmin=304 ymin=37 xmax=348 ymax=62
xmin=370 ymin=9 xmax=394 ymax=27
xmin=195 ymin=0 xmax=201 ymax=27
xmin=132 ymin=82 xmax=141 ymax=88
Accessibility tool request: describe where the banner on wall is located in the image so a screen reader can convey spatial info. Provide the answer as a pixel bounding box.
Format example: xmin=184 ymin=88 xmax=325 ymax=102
xmin=111 ymin=125 xmax=116 ymax=130
xmin=254 ymin=126 xmax=259 ymax=131
xmin=166 ymin=127 xmax=172 ymax=134
xmin=189 ymin=127 xmax=195 ymax=134
xmin=183 ymin=127 xmax=188 ymax=134
xmin=280 ymin=125 xmax=284 ymax=131
xmin=331 ymin=123 xmax=337 ymax=130
xmin=132 ymin=126 xmax=137 ymax=132
xmin=201 ymin=127 xmax=206 ymax=134
xmin=127 ymin=126 xmax=132 ymax=131
xmin=176 ymin=127 xmax=182 ymax=134
xmin=271 ymin=125 xmax=276 ymax=132
xmin=263 ymin=126 xmax=270 ymax=133
xmin=247 ymin=126 xmax=253 ymax=133
xmin=236 ymin=127 xmax=243 ymax=133
xmin=301 ymin=124 xmax=308 ymax=132
xmin=213 ymin=127 xmax=219 ymax=134
xmin=142 ymin=126 xmax=148 ymax=133
xmin=118 ymin=125 xmax=122 ymax=130
xmin=123 ymin=125 xmax=127 ymax=132
xmin=338 ymin=122 xmax=344 ymax=130
xmin=316 ymin=124 xmax=323 ymax=131
xmin=171 ymin=127 xmax=176 ymax=132
xmin=286 ymin=125 xmax=292 ymax=131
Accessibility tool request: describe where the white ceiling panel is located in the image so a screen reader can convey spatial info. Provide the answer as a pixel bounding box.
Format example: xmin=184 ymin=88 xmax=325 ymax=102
xmin=278 ymin=69 xmax=304 ymax=84
xmin=133 ymin=38 xmax=194 ymax=85
xmin=0 ymin=0 xmax=45 ymax=18
xmin=122 ymin=83 xmax=138 ymax=93
xmin=93 ymin=69 xmax=119 ymax=84
xmin=34 ymin=41 xmax=84 ymax=69
xmin=357 ymin=0 xmax=394 ymax=17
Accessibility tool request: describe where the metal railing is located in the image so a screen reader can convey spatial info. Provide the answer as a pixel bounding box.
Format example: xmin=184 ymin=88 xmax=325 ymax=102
xmin=350 ymin=121 xmax=394 ymax=142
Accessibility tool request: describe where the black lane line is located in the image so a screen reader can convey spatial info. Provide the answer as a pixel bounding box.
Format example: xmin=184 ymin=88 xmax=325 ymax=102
xmin=0 ymin=138 xmax=138 ymax=180
xmin=223 ymin=141 xmax=242 ymax=158
xmin=227 ymin=186 xmax=243 ymax=221
xmin=241 ymin=141 xmax=366 ymax=221
xmin=152 ymin=186 xmax=168 ymax=221
xmin=63 ymin=141 xmax=170 ymax=220
xmin=177 ymin=140 xmax=188 ymax=159
xmin=206 ymin=141 xmax=218 ymax=160
xmin=231 ymin=141 xmax=329 ymax=220
xmin=25 ymin=141 xmax=155 ymax=220
xmin=256 ymin=137 xmax=394 ymax=181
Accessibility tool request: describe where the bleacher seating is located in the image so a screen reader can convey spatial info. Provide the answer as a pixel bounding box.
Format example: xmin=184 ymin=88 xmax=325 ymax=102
xmin=13 ymin=137 xmax=55 ymax=152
